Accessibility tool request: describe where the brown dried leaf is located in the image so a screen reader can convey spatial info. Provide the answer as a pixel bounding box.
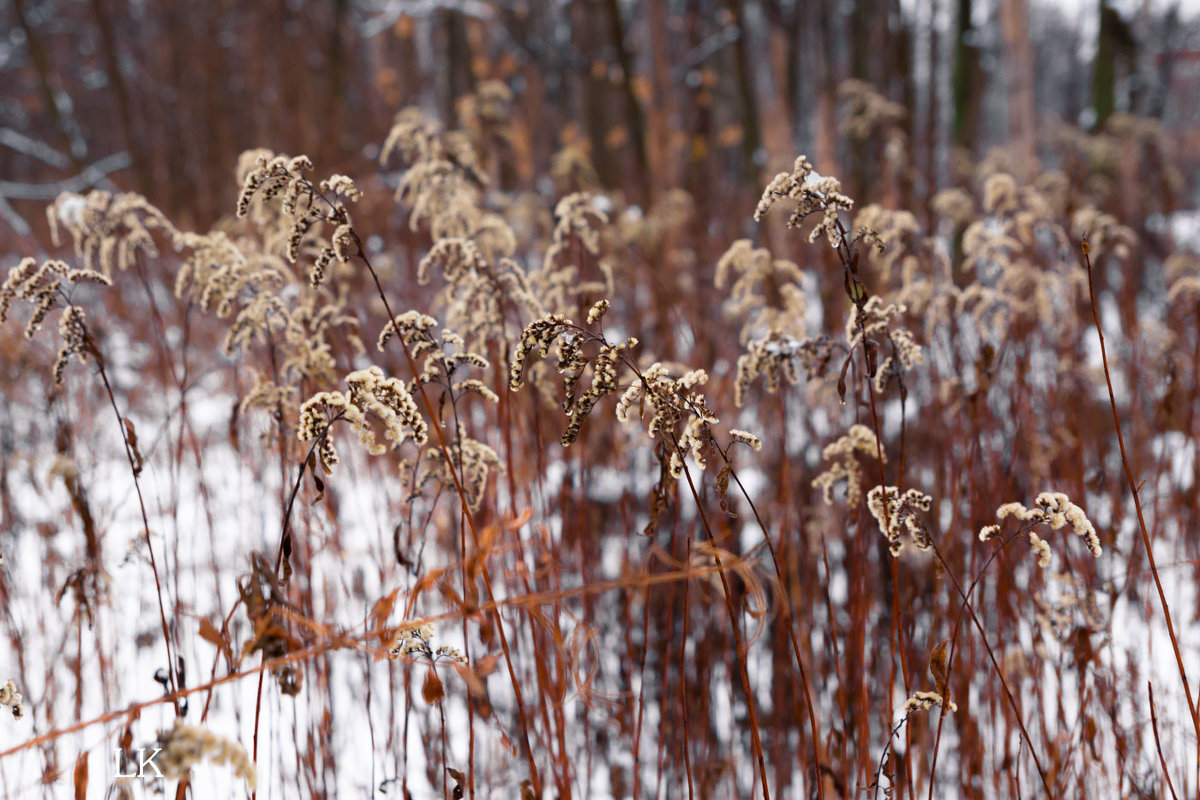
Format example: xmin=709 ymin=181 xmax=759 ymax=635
xmin=422 ymin=668 xmax=445 ymax=704
xmin=929 ymin=638 xmax=951 ymax=699
xmin=451 ymin=662 xmax=486 ymax=697
xmin=473 ymin=654 xmax=499 ymax=677
xmin=447 ymin=767 xmax=465 ymax=799
xmin=72 ymin=752 xmax=87 ymax=800
xmin=370 ymin=589 xmax=401 ymax=646
xmin=198 ymin=617 xmax=231 ymax=662
xmin=504 ymin=508 xmax=534 ymax=530
xmin=124 ymin=418 xmax=143 ymax=476
xmin=311 ymin=471 xmax=325 ymax=505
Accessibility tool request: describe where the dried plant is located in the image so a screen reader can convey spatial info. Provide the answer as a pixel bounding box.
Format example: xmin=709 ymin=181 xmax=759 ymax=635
xmin=4 ymin=57 xmax=1200 ymax=800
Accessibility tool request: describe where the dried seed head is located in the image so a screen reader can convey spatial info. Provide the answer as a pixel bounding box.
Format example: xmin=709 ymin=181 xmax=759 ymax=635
xmin=0 ymin=680 xmax=25 ymax=720
xmin=152 ymin=720 xmax=256 ymax=789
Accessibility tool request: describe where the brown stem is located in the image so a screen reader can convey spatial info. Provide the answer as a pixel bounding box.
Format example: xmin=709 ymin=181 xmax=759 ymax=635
xmin=351 ymin=231 xmax=542 ymax=795
xmin=80 ymin=324 xmax=181 ymax=717
xmin=1082 ymin=237 xmax=1200 ymax=773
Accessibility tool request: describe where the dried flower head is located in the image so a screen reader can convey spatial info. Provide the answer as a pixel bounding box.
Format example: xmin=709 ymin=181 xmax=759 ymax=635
xmin=298 ymin=366 xmax=428 ymax=471
xmin=0 ymin=680 xmax=25 ymax=720
xmin=2 ymin=258 xmax=112 ymax=386
xmin=867 ymin=485 xmax=934 ymax=556
xmin=903 ymin=690 xmax=957 ymax=715
xmin=388 ymin=622 xmax=467 ymax=664
xmin=615 ymin=361 xmax=723 ymax=478
xmin=152 ymin=720 xmax=256 ymax=789
xmin=729 ymin=429 xmax=762 ymax=451
xmin=46 ymin=191 xmax=182 ymax=277
xmin=811 ymin=424 xmax=884 ymax=506
xmin=755 ymin=155 xmax=854 ymax=247
xmin=236 ymin=153 xmax=314 ymax=219
xmin=421 ymin=423 xmax=502 ymax=512
xmin=510 ymin=314 xmax=573 ymax=391
xmin=981 ymin=490 xmax=1101 ymax=568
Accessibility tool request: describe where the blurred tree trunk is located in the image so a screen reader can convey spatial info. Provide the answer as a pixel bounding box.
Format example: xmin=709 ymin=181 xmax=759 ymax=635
xmin=1092 ymin=0 xmax=1136 ymax=128
xmin=572 ymin=0 xmax=615 ymax=188
xmin=952 ymin=0 xmax=983 ymax=157
xmin=760 ymin=11 xmax=797 ymax=176
xmin=326 ymin=0 xmax=350 ymax=157
xmin=439 ymin=9 xmax=475 ymax=127
xmin=645 ymin=0 xmax=677 ymax=189
xmin=1000 ymin=0 xmax=1037 ymax=178
xmin=724 ymin=0 xmax=762 ymax=182
xmin=891 ymin=0 xmax=915 ymax=208
xmin=601 ymin=0 xmax=651 ymax=202
xmin=849 ymin=0 xmax=881 ymax=201
xmin=11 ymin=0 xmax=82 ymax=171
xmin=162 ymin=2 xmax=190 ymax=217
xmin=923 ymin=0 xmax=941 ymax=215
xmin=1092 ymin=0 xmax=1117 ymax=127
xmin=683 ymin=1 xmax=714 ymax=255
xmin=89 ymin=0 xmax=150 ymax=196
xmin=810 ymin=0 xmax=838 ymax=181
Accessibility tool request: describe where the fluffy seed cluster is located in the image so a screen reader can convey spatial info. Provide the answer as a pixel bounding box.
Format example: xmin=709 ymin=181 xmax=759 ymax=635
xmin=319 ymin=174 xmax=362 ymax=203
xmin=729 ymin=429 xmax=763 ymax=451
xmin=236 ymin=153 xmax=314 ymax=220
xmin=867 ymin=485 xmax=933 ymax=556
xmin=714 ymin=239 xmax=813 ymax=406
xmin=236 ymin=152 xmax=361 ymax=285
xmin=377 ymin=309 xmax=437 ymax=353
xmin=979 ymin=490 xmax=1101 ymax=568
xmin=586 ymin=299 xmax=610 ymax=326
xmin=559 ymin=339 xmax=635 ymax=447
xmin=152 ymin=720 xmax=256 ymax=789
xmin=172 ymin=230 xmax=287 ymax=320
xmin=381 ymin=106 xmax=536 ymax=350
xmin=0 ymin=680 xmax=25 ymax=719
xmin=1034 ymin=492 xmax=1102 ymax=556
xmin=509 ymin=314 xmax=573 ymax=391
xmin=297 ymin=366 xmax=428 ymax=470
xmin=839 ymin=79 xmax=907 ymax=143
xmin=544 ymin=193 xmax=607 ymax=270
xmin=421 ymin=421 xmax=502 ymax=511
xmin=2 ymin=258 xmax=111 ymax=386
xmin=754 ymin=155 xmax=854 ymax=247
xmin=52 ymin=305 xmax=88 ymax=386
xmin=811 ymin=424 xmax=884 ymax=506
xmin=388 ymin=622 xmax=467 ymax=664
xmin=1028 ymin=531 xmax=1053 ymax=568
xmin=1 ymin=257 xmax=110 ymax=339
xmin=615 ymin=362 xmax=717 ymax=477
xmin=530 ymin=192 xmax=615 ymax=319
xmin=903 ymin=690 xmax=957 ymax=715
xmin=46 ymin=190 xmax=182 ymax=277
xmin=846 ymin=296 xmax=906 ymax=345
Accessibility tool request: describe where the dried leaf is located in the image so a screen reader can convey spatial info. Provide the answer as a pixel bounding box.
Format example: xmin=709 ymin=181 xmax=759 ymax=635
xmin=716 ymin=465 xmax=731 ymax=497
xmin=504 ymin=508 xmax=534 ymax=530
xmin=370 ymin=589 xmax=401 ymax=646
xmin=198 ymin=617 xmax=231 ymax=662
xmin=124 ymin=418 xmax=143 ymax=476
xmin=447 ymin=767 xmax=465 ymax=799
xmin=422 ymin=668 xmax=445 ymax=704
xmin=451 ymin=662 xmax=486 ymax=697
xmin=929 ymin=638 xmax=951 ymax=699
xmin=228 ymin=398 xmax=241 ymax=453
xmin=73 ymin=752 xmax=87 ymax=800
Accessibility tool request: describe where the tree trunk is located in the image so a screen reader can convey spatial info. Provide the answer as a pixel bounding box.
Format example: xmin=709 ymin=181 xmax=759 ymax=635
xmin=952 ymin=0 xmax=984 ymax=157
xmin=1000 ymin=0 xmax=1037 ymax=178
